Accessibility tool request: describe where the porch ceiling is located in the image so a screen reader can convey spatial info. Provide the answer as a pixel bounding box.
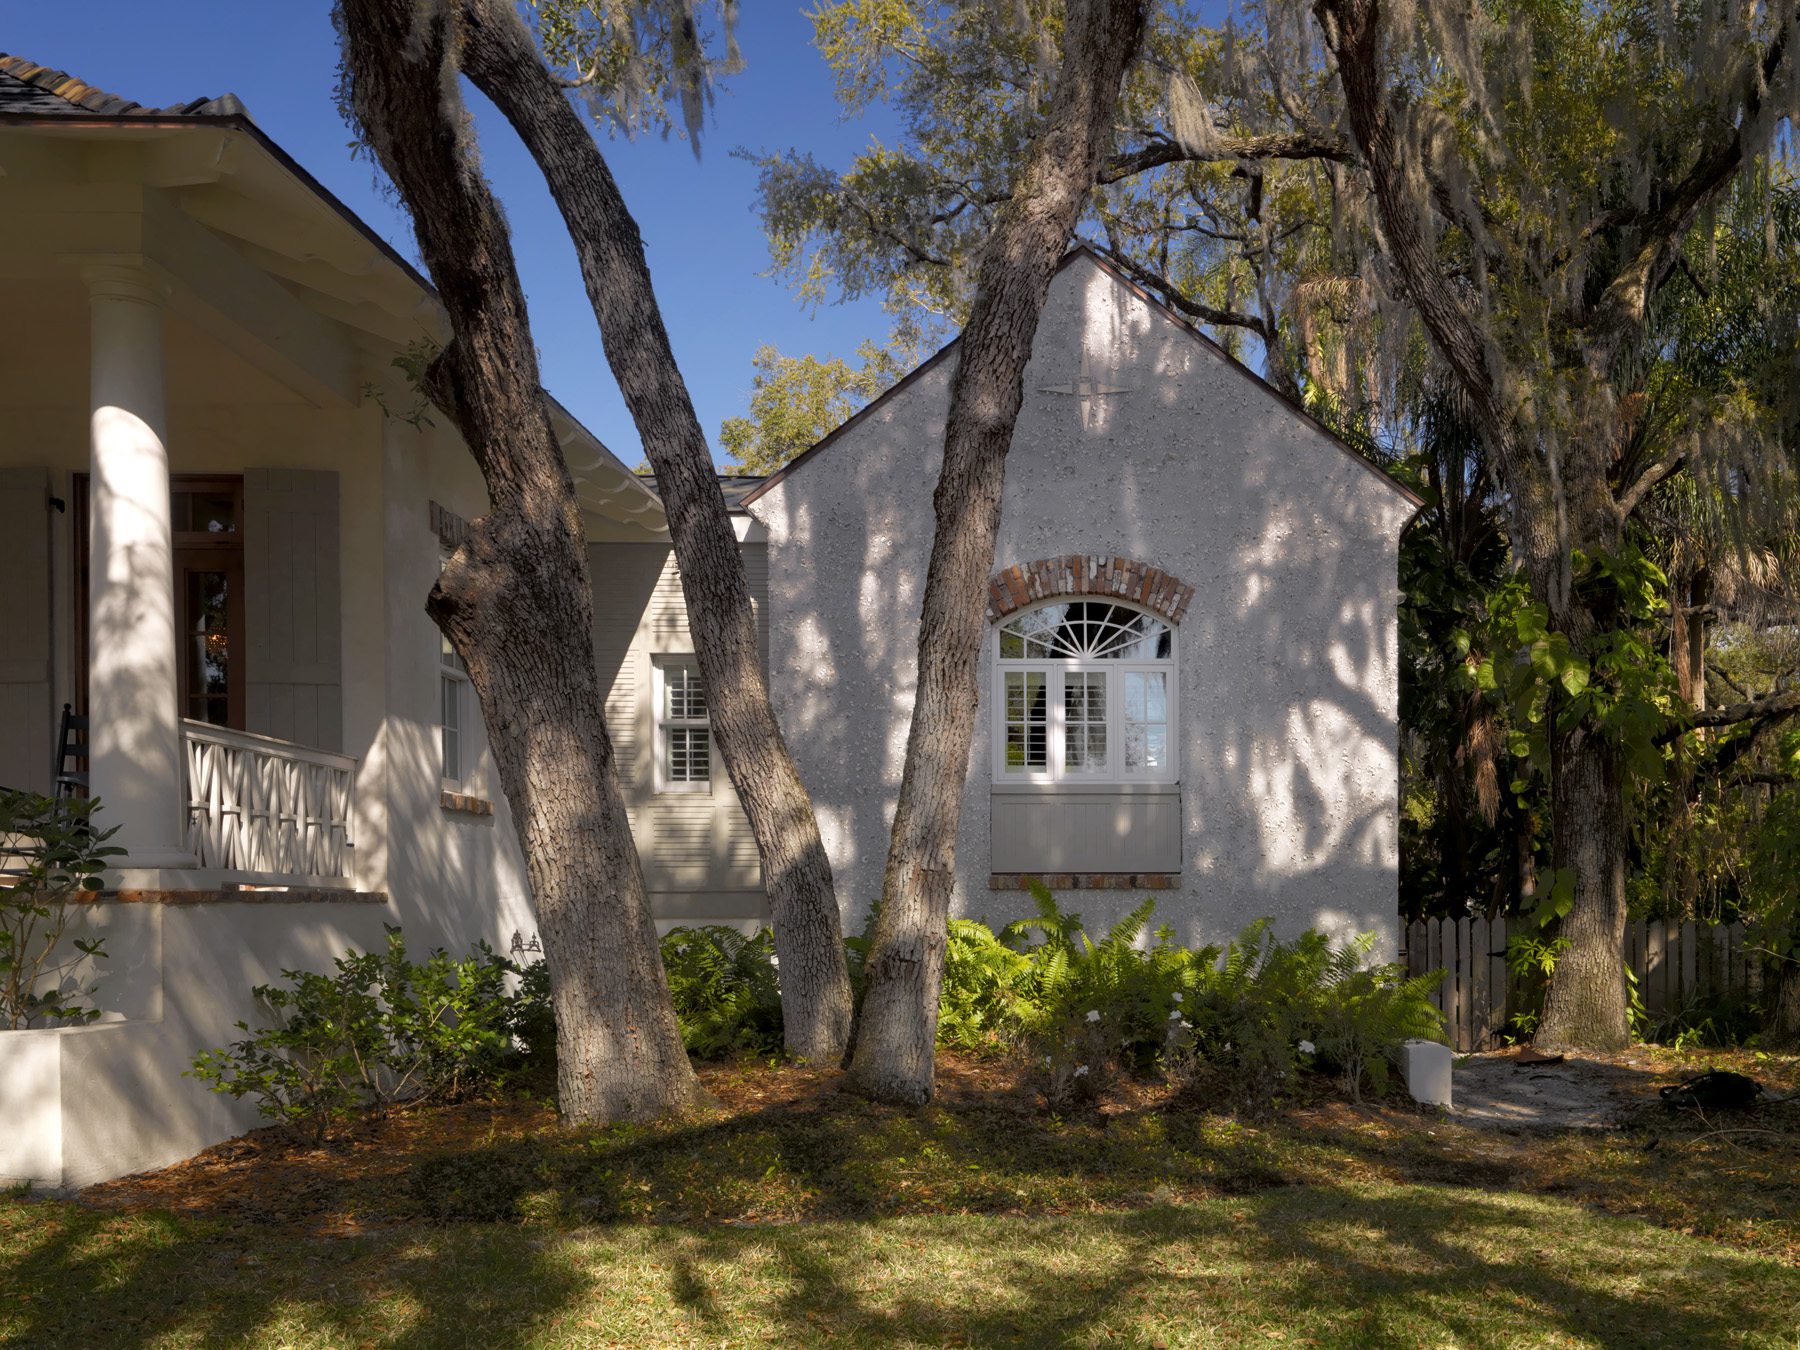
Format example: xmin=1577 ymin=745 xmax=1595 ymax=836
xmin=0 ymin=57 xmax=667 ymax=526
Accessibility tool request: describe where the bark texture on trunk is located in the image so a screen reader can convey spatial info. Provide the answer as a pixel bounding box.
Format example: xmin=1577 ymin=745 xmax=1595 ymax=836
xmin=1764 ymin=956 xmax=1800 ymax=1053
xmin=456 ymin=0 xmax=853 ymax=1061
xmin=844 ymin=0 xmax=1145 ymax=1105
xmin=338 ymin=0 xmax=705 ymax=1120
xmin=1536 ymin=731 xmax=1631 ymax=1051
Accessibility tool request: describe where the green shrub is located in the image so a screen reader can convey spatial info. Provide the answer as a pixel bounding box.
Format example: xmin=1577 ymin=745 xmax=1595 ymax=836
xmin=0 ymin=790 xmax=124 ymax=1029
xmin=1163 ymin=919 xmax=1445 ymax=1112
xmin=659 ymin=925 xmax=784 ymax=1057
xmin=656 ymin=896 xmax=1443 ymax=1116
xmin=998 ymin=884 xmax=1216 ymax=1071
xmin=186 ymin=927 xmax=544 ymax=1143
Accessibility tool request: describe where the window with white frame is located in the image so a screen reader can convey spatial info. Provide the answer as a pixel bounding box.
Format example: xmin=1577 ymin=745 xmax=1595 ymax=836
xmin=994 ymin=601 xmax=1176 ymax=783
xmin=440 ymin=631 xmax=469 ymax=783
xmin=655 ymin=660 xmax=712 ymax=792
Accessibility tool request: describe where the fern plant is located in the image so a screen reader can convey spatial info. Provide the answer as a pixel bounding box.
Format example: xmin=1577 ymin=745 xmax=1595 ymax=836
xmin=659 ymin=925 xmax=784 ymax=1057
xmin=937 ymin=918 xmax=1034 ymax=1051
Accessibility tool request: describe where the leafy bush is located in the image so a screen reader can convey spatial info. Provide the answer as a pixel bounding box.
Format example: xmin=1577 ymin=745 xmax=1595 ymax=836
xmin=998 ymin=886 xmax=1214 ymax=1071
xmin=187 ymin=927 xmax=546 ymax=1143
xmin=659 ymin=925 xmax=784 ymax=1057
xmin=1163 ymin=920 xmax=1445 ymax=1112
xmin=656 ymin=892 xmax=1443 ymax=1115
xmin=0 ymin=790 xmax=124 ymax=1029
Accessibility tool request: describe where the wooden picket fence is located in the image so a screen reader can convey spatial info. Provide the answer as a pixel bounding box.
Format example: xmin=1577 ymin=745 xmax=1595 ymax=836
xmin=1400 ymin=916 xmax=1764 ymax=1051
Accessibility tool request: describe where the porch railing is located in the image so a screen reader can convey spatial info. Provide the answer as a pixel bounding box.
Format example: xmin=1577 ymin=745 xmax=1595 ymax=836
xmin=182 ymin=721 xmax=356 ymax=879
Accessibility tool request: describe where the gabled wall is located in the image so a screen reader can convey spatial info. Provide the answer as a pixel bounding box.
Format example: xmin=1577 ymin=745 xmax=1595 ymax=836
xmin=750 ymin=255 xmax=1415 ymax=954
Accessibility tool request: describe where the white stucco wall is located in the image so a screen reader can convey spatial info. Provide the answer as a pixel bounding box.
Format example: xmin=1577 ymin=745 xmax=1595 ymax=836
xmin=0 ymin=898 xmax=401 ymax=1191
xmin=751 ymin=254 xmax=1415 ymax=954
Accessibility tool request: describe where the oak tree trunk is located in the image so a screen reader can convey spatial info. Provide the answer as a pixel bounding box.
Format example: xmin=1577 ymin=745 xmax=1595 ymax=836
xmin=1764 ymin=955 xmax=1800 ymax=1053
xmin=1536 ymin=728 xmax=1631 ymax=1051
xmin=1317 ymin=0 xmax=1655 ymax=1050
xmin=338 ymin=0 xmax=707 ymax=1120
xmin=845 ymin=0 xmax=1145 ymax=1105
xmin=456 ymin=0 xmax=854 ymax=1061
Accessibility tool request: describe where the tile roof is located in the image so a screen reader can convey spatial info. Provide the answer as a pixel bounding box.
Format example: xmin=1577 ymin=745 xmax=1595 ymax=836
xmin=0 ymin=53 xmax=244 ymax=119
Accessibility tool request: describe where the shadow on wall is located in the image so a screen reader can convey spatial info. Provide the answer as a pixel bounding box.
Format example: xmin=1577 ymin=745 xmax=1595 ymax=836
xmin=757 ymin=260 xmax=1410 ymax=949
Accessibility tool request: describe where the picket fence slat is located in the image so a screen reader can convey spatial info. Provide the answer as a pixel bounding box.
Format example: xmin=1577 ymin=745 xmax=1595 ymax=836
xmin=1409 ymin=915 xmax=1754 ymax=1051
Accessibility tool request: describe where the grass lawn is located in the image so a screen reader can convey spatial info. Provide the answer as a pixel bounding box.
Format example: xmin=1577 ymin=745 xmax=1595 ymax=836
xmin=4 ymin=1047 xmax=1798 ymax=1348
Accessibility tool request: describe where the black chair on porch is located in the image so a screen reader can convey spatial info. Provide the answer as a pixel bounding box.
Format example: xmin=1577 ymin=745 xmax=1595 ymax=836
xmin=53 ymin=702 xmax=90 ymax=800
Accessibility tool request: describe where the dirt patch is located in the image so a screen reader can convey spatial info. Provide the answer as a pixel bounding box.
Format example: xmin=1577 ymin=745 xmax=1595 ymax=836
xmin=1451 ymin=1052 xmax=1667 ymax=1129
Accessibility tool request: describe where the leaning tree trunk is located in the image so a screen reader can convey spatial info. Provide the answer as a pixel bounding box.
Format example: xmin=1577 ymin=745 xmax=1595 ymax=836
xmin=456 ymin=0 xmax=853 ymax=1061
xmin=1535 ymin=727 xmax=1632 ymax=1051
xmin=845 ymin=0 xmax=1146 ymax=1105
xmin=338 ymin=0 xmax=706 ymax=1120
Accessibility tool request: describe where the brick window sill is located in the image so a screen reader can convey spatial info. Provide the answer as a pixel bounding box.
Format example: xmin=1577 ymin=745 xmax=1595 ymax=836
xmin=441 ymin=790 xmax=494 ymax=817
xmin=989 ymin=872 xmax=1179 ymax=891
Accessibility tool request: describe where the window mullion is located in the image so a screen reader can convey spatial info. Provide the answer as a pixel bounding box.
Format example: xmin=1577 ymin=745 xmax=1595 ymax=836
xmin=1050 ymin=666 xmax=1066 ymax=782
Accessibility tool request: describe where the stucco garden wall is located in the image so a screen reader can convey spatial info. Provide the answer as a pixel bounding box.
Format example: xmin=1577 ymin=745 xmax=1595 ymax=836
xmin=0 ymin=897 xmax=399 ymax=1192
xmin=750 ymin=254 xmax=1416 ymax=955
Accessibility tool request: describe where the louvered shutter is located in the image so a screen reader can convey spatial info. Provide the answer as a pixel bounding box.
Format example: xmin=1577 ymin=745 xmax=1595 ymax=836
xmin=0 ymin=468 xmax=54 ymax=792
xmin=244 ymin=468 xmax=342 ymax=750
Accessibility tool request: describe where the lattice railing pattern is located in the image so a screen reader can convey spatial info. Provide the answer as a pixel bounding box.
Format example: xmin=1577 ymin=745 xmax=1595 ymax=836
xmin=182 ymin=720 xmax=356 ymax=879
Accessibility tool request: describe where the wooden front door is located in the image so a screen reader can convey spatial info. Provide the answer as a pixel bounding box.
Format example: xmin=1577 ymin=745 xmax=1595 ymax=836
xmin=73 ymin=475 xmax=246 ymax=729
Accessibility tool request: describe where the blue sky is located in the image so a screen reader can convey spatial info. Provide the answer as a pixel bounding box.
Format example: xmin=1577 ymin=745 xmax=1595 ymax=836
xmin=6 ymin=3 xmax=899 ymax=464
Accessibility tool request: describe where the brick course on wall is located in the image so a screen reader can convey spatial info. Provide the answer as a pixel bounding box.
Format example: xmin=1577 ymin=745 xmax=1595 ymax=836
xmin=986 ymin=555 xmax=1194 ymax=624
xmin=989 ymin=873 xmax=1180 ymax=891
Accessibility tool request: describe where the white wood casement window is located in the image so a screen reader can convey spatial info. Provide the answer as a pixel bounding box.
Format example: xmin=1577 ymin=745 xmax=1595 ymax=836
xmin=440 ymin=630 xmax=469 ymax=785
xmin=993 ymin=601 xmax=1177 ymax=785
xmin=654 ymin=659 xmax=712 ymax=793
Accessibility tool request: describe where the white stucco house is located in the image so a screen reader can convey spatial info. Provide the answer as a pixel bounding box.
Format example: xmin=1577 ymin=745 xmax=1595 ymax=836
xmin=0 ymin=53 xmax=1415 ymax=1192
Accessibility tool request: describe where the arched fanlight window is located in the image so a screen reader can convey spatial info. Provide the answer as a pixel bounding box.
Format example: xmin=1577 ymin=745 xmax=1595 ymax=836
xmin=994 ymin=600 xmax=1176 ymax=784
xmin=998 ymin=602 xmax=1173 ymax=661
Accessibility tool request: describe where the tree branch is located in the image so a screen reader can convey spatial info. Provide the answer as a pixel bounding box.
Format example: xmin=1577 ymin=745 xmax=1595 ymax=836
xmin=1085 ymin=240 xmax=1273 ymax=337
xmin=1100 ymin=130 xmax=1356 ymax=184
xmin=1658 ymin=688 xmax=1800 ymax=743
xmin=1583 ymin=16 xmax=1791 ymax=374
xmin=1616 ymin=447 xmax=1686 ymax=517
xmin=1708 ymin=661 xmax=1751 ymax=700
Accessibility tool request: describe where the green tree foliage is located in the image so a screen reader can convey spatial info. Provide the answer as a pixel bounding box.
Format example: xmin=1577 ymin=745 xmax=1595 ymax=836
xmin=718 ymin=341 xmax=902 ymax=472
xmin=750 ymin=0 xmax=1352 ymax=389
xmin=523 ymin=0 xmax=742 ymax=146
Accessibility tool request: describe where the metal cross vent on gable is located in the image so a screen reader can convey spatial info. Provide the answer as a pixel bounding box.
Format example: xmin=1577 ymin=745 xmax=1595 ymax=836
xmin=1038 ymin=348 xmax=1131 ymax=429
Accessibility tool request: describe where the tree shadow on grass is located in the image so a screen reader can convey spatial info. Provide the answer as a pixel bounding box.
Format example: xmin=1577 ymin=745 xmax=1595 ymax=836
xmin=645 ymin=1192 xmax=1799 ymax=1349
xmin=5 ymin=1179 xmax=1798 ymax=1349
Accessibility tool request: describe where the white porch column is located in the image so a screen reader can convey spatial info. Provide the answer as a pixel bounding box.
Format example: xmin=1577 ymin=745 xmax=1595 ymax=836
xmin=84 ymin=261 xmax=193 ymax=868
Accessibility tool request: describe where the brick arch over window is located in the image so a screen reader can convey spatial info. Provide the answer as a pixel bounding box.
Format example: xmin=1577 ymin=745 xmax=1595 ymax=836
xmin=986 ymin=556 xmax=1195 ymax=625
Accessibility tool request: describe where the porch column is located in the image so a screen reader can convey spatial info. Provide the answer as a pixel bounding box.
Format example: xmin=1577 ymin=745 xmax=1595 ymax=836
xmin=84 ymin=261 xmax=192 ymax=868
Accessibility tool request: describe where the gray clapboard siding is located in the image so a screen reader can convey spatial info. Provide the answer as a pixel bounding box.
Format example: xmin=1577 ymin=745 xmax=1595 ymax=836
xmin=591 ymin=543 xmax=671 ymax=789
xmin=244 ymin=469 xmax=342 ymax=751
xmin=990 ymin=788 xmax=1181 ymax=872
xmin=589 ymin=537 xmax=768 ymax=914
xmin=0 ymin=468 xmax=54 ymax=793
